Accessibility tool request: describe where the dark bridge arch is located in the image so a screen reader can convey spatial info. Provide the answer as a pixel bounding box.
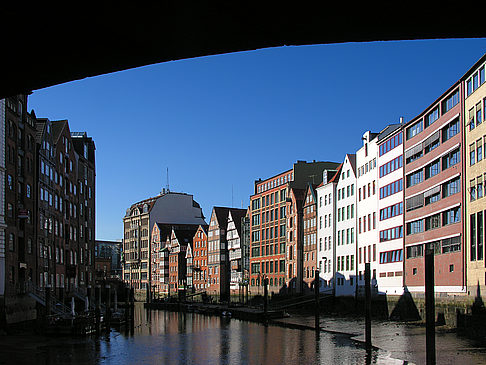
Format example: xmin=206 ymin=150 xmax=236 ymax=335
xmin=3 ymin=2 xmax=485 ymax=98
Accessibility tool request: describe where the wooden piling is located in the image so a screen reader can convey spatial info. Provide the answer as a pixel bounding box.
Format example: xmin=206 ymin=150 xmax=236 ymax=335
xmin=365 ymin=263 xmax=371 ymax=351
xmin=425 ymin=245 xmax=436 ymax=365
xmin=314 ymin=269 xmax=320 ymax=335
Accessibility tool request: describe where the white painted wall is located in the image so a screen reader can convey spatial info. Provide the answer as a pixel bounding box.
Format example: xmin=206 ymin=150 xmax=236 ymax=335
xmin=317 ymin=180 xmax=336 ymax=291
xmin=335 ymin=156 xmax=357 ymax=297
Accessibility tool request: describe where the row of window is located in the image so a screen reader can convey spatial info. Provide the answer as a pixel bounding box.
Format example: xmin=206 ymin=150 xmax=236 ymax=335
xmin=380 ymin=249 xmax=403 ymax=264
xmin=466 ymin=66 xmax=485 ymax=97
xmin=256 ymin=173 xmax=293 ymax=193
xmin=337 ymin=228 xmax=355 ymax=245
xmin=357 ymin=158 xmax=377 ymax=177
xmin=470 ymin=211 xmax=484 ymax=262
xmin=337 ymin=204 xmax=354 ymax=222
xmin=358 ymin=213 xmax=376 ymax=233
xmin=379 ymin=225 xmax=403 ymax=242
xmin=469 ymin=136 xmax=486 ymax=166
xmin=336 ymin=254 xmax=355 ymax=272
xmin=406 ymin=89 xmax=459 ymax=141
xmin=359 ymin=180 xmax=376 ymax=201
xmin=319 ymin=193 xmax=332 ymax=207
xmin=380 ymin=202 xmax=403 ymax=221
xmin=406 ymin=207 xmax=461 ymax=235
xmin=337 ymin=184 xmax=355 ymax=200
xmin=406 ymin=237 xmax=461 ymax=259
xmin=379 ymin=133 xmax=403 ymax=156
xmin=380 ymin=155 xmax=403 ymax=178
xmin=470 ymin=173 xmax=486 ymax=202
xmin=379 ymin=179 xmax=403 ymax=199
xmin=468 ymin=98 xmax=485 ymax=131
xmin=406 ymin=148 xmax=460 ymax=188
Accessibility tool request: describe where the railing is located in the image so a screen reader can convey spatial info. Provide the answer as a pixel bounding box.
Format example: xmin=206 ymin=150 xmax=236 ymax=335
xmin=25 ymin=282 xmax=71 ymax=316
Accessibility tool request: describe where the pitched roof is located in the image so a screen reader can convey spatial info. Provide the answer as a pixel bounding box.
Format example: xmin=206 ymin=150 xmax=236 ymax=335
xmin=173 ymin=227 xmax=199 ymax=246
xmin=35 ymin=119 xmax=47 ymax=144
xmin=228 ymin=209 xmax=247 ymax=236
xmin=212 ymin=206 xmax=246 ymax=229
xmin=51 ymin=120 xmax=69 ymax=144
xmin=328 ymin=163 xmax=343 ymax=183
xmin=377 ymin=123 xmax=402 ymax=142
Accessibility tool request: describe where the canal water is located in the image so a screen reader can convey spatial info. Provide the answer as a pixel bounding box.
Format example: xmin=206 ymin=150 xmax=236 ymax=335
xmin=1 ymin=303 xmax=486 ymax=364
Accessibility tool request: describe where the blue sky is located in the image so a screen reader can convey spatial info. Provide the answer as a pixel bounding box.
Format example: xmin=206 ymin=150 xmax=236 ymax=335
xmin=28 ymin=38 xmax=486 ymax=241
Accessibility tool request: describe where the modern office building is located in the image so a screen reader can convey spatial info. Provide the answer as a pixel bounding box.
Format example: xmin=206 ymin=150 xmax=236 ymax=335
xmin=356 ymin=131 xmax=379 ymax=294
xmin=403 ymin=81 xmax=464 ymax=294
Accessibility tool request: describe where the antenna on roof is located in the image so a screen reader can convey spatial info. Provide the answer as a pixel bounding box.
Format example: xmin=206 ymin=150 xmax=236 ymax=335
xmin=166 ymin=167 xmax=170 ymax=193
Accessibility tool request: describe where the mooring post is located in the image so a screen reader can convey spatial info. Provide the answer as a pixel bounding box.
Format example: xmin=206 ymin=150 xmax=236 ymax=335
xmin=263 ymin=277 xmax=268 ymax=318
xmin=365 ymin=263 xmax=371 ymax=351
xmin=425 ymin=244 xmax=436 ymax=365
xmin=114 ymin=288 xmax=118 ymax=312
xmin=315 ymin=269 xmax=320 ymax=335
xmin=45 ymin=285 xmax=51 ymax=316
xmin=125 ymin=287 xmax=129 ymax=322
xmin=130 ymin=287 xmax=135 ymax=327
xmin=105 ymin=284 xmax=112 ymax=329
xmin=87 ymin=285 xmax=92 ymax=311
xmin=95 ymin=285 xmax=101 ymax=335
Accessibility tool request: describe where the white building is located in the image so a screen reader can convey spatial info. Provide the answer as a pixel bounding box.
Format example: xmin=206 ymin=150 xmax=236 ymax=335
xmin=227 ymin=210 xmax=247 ymax=292
xmin=317 ymin=166 xmax=340 ymax=292
xmin=356 ymin=131 xmax=379 ymax=294
xmin=335 ymin=154 xmax=357 ymax=297
xmin=376 ymin=124 xmax=405 ymax=295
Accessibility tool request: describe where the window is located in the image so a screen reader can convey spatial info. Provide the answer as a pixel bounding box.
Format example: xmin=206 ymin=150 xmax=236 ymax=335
xmin=380 ymin=179 xmax=403 ymax=199
xmin=379 ymin=156 xmax=403 ymax=178
xmin=379 ymin=226 xmax=403 ymax=242
xmin=425 ymin=160 xmax=440 ymax=180
xmin=471 ymin=214 xmax=477 ymax=261
xmin=406 ymin=244 xmax=424 ymax=259
xmin=407 ymin=120 xmax=423 ymax=140
xmin=380 ymin=202 xmax=403 ymax=220
xmin=443 ymin=177 xmax=460 ymax=198
xmin=442 ymin=148 xmax=460 ymax=170
xmin=379 ymin=133 xmax=403 ymax=156
xmin=442 ymin=89 xmax=459 ymax=114
xmin=469 ymin=108 xmax=475 ymax=131
xmin=424 ymin=107 xmax=439 ymax=128
xmin=470 ymin=179 xmax=477 ymax=202
xmin=442 ymin=237 xmax=461 ymax=254
xmin=425 ymin=214 xmax=441 ymax=231
xmin=478 ymin=139 xmax=483 ymax=162
xmin=477 ymin=102 xmax=483 ymax=126
xmin=406 ymin=170 xmax=423 ymax=187
xmin=380 ymin=249 xmax=403 ymax=264
xmin=407 ymin=220 xmax=423 ymax=235
xmin=441 ymin=118 xmax=460 ymax=143
xmin=443 ymin=207 xmax=461 ymax=225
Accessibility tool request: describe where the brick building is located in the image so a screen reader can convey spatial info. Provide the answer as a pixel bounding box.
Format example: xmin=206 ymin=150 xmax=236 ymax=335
xmin=403 ymin=81 xmax=464 ymax=294
xmin=192 ymin=225 xmax=208 ymax=292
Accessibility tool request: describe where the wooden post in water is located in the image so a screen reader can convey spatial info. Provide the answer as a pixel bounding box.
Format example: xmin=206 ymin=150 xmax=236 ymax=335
xmin=314 ymin=269 xmax=320 ymax=335
xmin=263 ymin=277 xmax=268 ymax=318
xmin=114 ymin=288 xmax=118 ymax=312
xmin=130 ymin=287 xmax=135 ymax=329
xmin=105 ymin=284 xmax=111 ymax=329
xmin=365 ymin=263 xmax=371 ymax=351
xmin=425 ymin=244 xmax=436 ymax=365
xmin=95 ymin=285 xmax=101 ymax=335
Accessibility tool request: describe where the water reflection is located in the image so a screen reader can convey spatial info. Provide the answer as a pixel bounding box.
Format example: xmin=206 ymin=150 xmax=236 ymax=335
xmin=3 ymin=303 xmax=465 ymax=364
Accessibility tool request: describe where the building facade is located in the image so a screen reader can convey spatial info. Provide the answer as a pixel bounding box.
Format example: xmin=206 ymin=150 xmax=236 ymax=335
xmin=192 ymin=225 xmax=208 ymax=292
xmin=463 ymin=56 xmax=486 ymax=295
xmin=356 ymin=131 xmax=379 ymax=295
xmin=227 ymin=209 xmax=248 ymax=294
xmin=335 ymin=154 xmax=357 ymax=297
xmin=404 ymin=82 xmax=464 ymax=294
xmin=376 ymin=124 xmax=404 ymax=295
xmin=302 ymin=183 xmax=318 ymax=291
xmin=317 ymin=166 xmax=340 ymax=291
xmin=122 ymin=191 xmax=206 ymax=297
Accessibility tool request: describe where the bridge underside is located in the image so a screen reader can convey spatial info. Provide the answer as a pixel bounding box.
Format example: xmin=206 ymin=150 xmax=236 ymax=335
xmin=2 ymin=3 xmax=485 ymax=98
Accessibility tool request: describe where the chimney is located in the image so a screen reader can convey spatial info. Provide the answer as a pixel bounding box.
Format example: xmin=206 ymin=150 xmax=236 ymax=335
xmin=400 ymin=116 xmax=404 ymax=124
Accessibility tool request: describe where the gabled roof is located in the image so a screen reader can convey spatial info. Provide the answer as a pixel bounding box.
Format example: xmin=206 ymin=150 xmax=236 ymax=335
xmin=228 ymin=209 xmax=247 ymax=237
xmin=35 ymin=119 xmax=47 ymax=144
xmin=211 ymin=206 xmax=246 ymax=229
xmin=51 ymin=120 xmax=69 ymax=144
xmin=304 ymin=182 xmax=318 ymax=204
xmin=345 ymin=154 xmax=357 ymax=176
xmin=172 ymin=227 xmax=199 ymax=247
xmin=328 ymin=163 xmax=343 ymax=183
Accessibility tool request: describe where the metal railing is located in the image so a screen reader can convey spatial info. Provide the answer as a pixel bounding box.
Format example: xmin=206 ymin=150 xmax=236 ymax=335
xmin=25 ymin=281 xmax=71 ymax=316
